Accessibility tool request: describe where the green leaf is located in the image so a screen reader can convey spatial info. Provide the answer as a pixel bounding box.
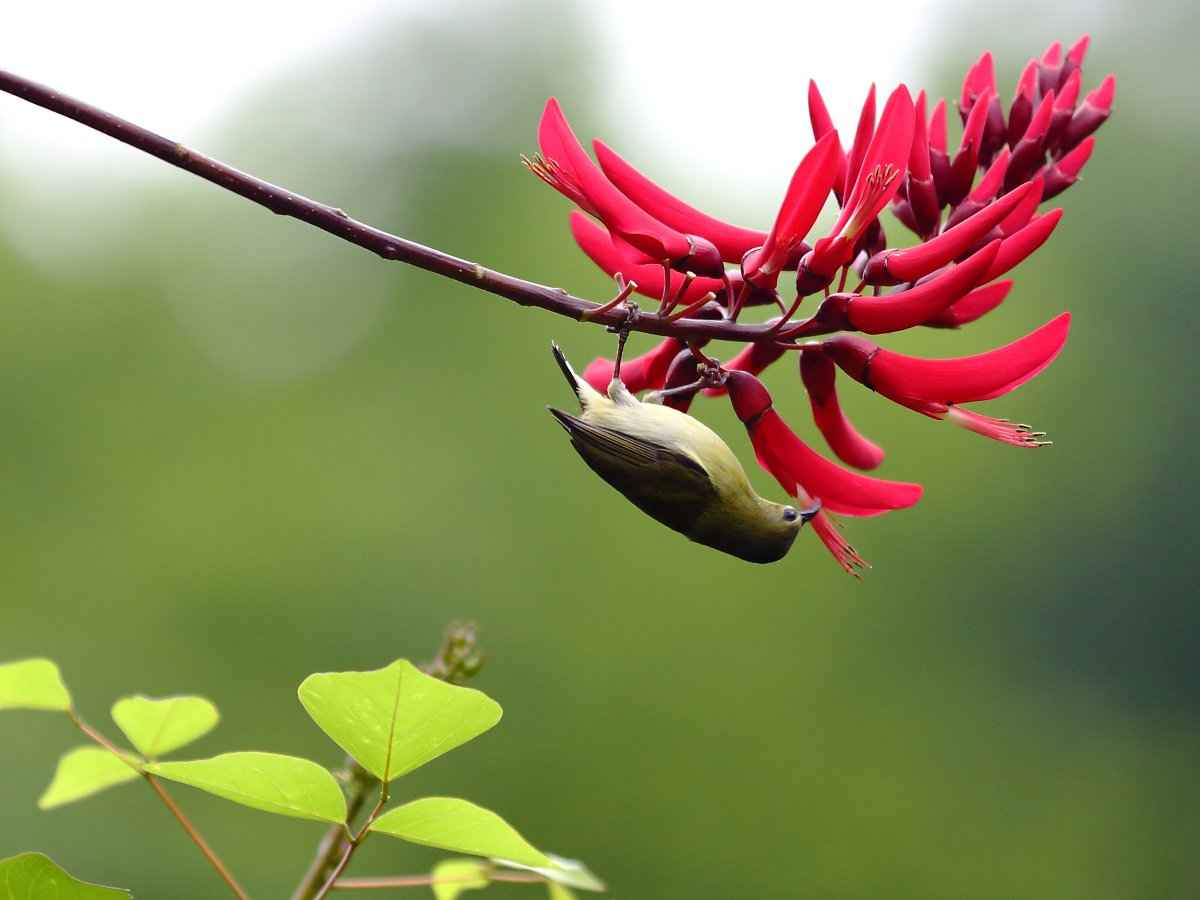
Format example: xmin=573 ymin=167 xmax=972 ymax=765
xmin=546 ymin=885 xmax=577 ymax=900
xmin=369 ymin=797 xmax=549 ymax=867
xmin=111 ymin=694 xmax=219 ymax=758
xmin=0 ymin=852 xmax=129 ymax=898
xmin=146 ymin=752 xmax=346 ymax=823
xmin=298 ymin=659 xmax=501 ymax=782
xmin=0 ymin=659 xmax=72 ymax=712
xmin=495 ymin=854 xmax=606 ymax=892
xmin=38 ymin=746 xmax=142 ymax=810
xmin=431 ymin=859 xmax=490 ymax=900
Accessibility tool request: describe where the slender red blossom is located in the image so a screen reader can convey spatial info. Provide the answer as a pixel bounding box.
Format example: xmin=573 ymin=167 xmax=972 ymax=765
xmin=529 ymin=36 xmax=1113 ymax=572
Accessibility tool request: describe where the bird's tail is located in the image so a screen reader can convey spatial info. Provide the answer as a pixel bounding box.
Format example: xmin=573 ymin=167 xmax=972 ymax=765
xmin=550 ymin=341 xmax=600 ymax=408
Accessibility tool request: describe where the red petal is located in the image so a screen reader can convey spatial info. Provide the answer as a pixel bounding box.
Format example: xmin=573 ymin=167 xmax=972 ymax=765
xmin=808 ymin=80 xmax=849 ymax=202
xmin=924 ymin=279 xmax=1013 ymax=328
xmin=960 ymin=51 xmax=997 ymax=116
xmin=844 ymin=84 xmax=877 ymax=198
xmin=982 ymin=208 xmax=1063 ymax=281
xmin=801 ymin=351 xmax=885 ymax=470
xmin=847 ymin=240 xmax=999 ymax=334
xmin=928 ymin=98 xmax=948 ymax=153
xmin=581 ymin=337 xmax=683 ymax=393
xmin=745 ymin=131 xmax=842 ymax=278
xmin=1067 ymin=34 xmax=1091 ymax=67
xmin=749 ymin=409 xmax=922 ymax=514
xmin=865 ymin=312 xmax=1071 ymax=403
xmin=1043 ymin=137 xmax=1095 ymax=199
xmin=909 ymin=90 xmax=932 ymax=181
xmin=997 ymin=175 xmax=1043 ymax=236
xmin=863 ymin=180 xmax=1036 ymax=284
xmin=568 ymin=212 xmax=722 ymax=306
xmin=594 ymin=140 xmax=766 ymax=262
xmin=968 ymin=146 xmax=1011 ymax=204
xmin=539 ymin=99 xmax=690 ymax=261
xmin=832 ymin=86 xmax=914 ymax=237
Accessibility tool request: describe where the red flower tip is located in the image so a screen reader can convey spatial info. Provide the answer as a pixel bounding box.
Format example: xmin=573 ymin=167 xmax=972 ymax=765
xmin=946 ymin=406 xmax=1052 ymax=447
xmin=864 ymin=179 xmax=1036 ymax=285
xmin=983 ymin=208 xmax=1063 ymax=282
xmin=1043 ymin=137 xmax=1095 ymax=200
xmin=1067 ymin=34 xmax=1091 ymax=68
xmin=1055 ymin=68 xmax=1083 ymax=112
xmin=998 ymin=175 xmax=1044 ymax=235
xmin=568 ymin=212 xmax=723 ymax=307
xmin=924 ymin=279 xmax=1013 ymax=329
xmin=846 ymin=240 xmax=999 ymax=334
xmin=744 ymin=130 xmax=842 ymax=282
xmin=1014 ymin=60 xmax=1040 ymax=103
xmin=536 ymin=98 xmax=693 ymax=265
xmin=808 ymin=80 xmax=849 ymax=201
xmin=1007 ymin=61 xmax=1041 ymax=149
xmin=943 ymin=88 xmax=992 ymax=206
xmin=1041 ymin=40 xmax=1063 ymax=67
xmin=969 ymin=146 xmax=1011 ymax=204
xmin=1023 ymin=89 xmax=1056 ymax=144
xmin=593 ymin=139 xmax=767 ymax=263
xmin=928 ymin=98 xmax=948 ymax=153
xmin=909 ymin=90 xmax=932 ymax=181
xmin=581 ymin=337 xmax=683 ymax=394
xmin=801 ymin=351 xmax=885 ymax=470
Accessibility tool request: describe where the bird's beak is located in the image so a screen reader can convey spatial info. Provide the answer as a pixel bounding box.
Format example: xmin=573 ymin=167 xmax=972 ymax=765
xmin=800 ymin=498 xmax=822 ymax=524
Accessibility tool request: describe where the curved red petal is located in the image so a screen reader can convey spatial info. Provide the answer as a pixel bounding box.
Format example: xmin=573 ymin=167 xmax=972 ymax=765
xmin=982 ymin=208 xmax=1063 ymax=281
xmin=801 ymin=352 xmax=885 ymax=470
xmin=924 ymin=279 xmax=1013 ymax=328
xmin=832 ymin=86 xmax=914 ymax=238
xmin=594 ymin=140 xmax=766 ymax=262
xmin=749 ymin=409 xmax=922 ymax=513
xmin=869 ymin=311 xmax=1071 ymax=403
xmin=539 ymin=99 xmax=690 ymax=260
xmin=808 ymin=80 xmax=849 ymax=200
xmin=844 ymin=84 xmax=878 ymax=199
xmin=848 ymin=240 xmax=999 ymax=334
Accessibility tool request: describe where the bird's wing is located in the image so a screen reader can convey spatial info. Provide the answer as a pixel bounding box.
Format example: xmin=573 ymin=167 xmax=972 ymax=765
xmin=548 ymin=407 xmax=717 ymax=535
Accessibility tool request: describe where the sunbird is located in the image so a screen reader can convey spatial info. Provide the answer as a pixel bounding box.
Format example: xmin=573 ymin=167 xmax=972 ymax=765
xmin=548 ymin=342 xmax=818 ymax=563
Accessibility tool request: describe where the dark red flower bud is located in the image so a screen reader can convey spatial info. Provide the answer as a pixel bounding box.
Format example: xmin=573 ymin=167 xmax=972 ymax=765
xmin=923 ymin=279 xmax=1013 ymax=329
xmin=1045 ymin=69 xmax=1082 ymax=151
xmin=944 ymin=147 xmax=1011 ymax=230
xmin=657 ymin=349 xmax=702 ymax=412
xmin=928 ymin=99 xmax=952 ymax=205
xmin=944 ymin=88 xmax=993 ymax=206
xmin=1042 ymin=137 xmax=1094 ymax=200
xmin=800 ymin=351 xmax=885 ymax=470
xmin=1037 ymin=40 xmax=1064 ymax=96
xmin=1007 ymin=60 xmax=1041 ymax=149
xmin=1062 ymin=74 xmax=1115 ymax=151
xmin=1005 ymin=90 xmax=1056 ymax=191
xmin=903 ymin=91 xmax=940 ymax=238
xmin=593 ymin=139 xmax=767 ymax=263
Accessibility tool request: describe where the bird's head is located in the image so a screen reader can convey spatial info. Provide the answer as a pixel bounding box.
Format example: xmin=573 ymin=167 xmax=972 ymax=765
xmin=734 ymin=497 xmax=819 ymax=564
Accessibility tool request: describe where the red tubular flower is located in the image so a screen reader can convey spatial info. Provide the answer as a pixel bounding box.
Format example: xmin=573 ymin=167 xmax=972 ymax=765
xmin=943 ymin=147 xmax=1011 ymax=230
xmin=818 ymin=240 xmax=999 ymax=335
xmin=807 ymin=86 xmax=914 ymax=277
xmin=800 ymin=351 xmax=885 ymax=470
xmin=928 ymin=99 xmax=951 ymax=202
xmin=1046 ymin=69 xmax=1082 ymax=150
xmin=944 ymin=87 xmax=992 ymax=206
xmin=724 ymin=371 xmax=921 ymax=515
xmin=959 ymin=51 xmax=1007 ymax=164
xmin=924 ymin=279 xmax=1013 ymax=329
xmin=996 ymin=175 xmax=1044 ymax=236
xmin=568 ymin=211 xmax=722 ymax=307
xmin=742 ymin=131 xmax=842 ymax=286
xmin=1037 ymin=40 xmax=1064 ymax=96
xmin=593 ymin=140 xmax=767 ymax=263
xmin=1043 ymin=137 xmax=1095 ymax=200
xmin=1007 ymin=60 xmax=1040 ymax=149
xmin=807 ymin=80 xmax=849 ymax=204
xmin=1005 ymin=90 xmax=1056 ymax=191
xmin=863 ymin=180 xmax=1035 ymax=285
xmin=655 ymin=349 xmax=702 ymax=412
xmin=582 ymin=337 xmax=683 ymax=394
xmin=903 ymin=90 xmax=941 ymax=238
xmin=822 ymin=311 xmax=1070 ymax=409
xmin=533 ymin=99 xmax=723 ymax=276
xmin=1063 ymin=74 xmax=1116 ymax=151
xmin=844 ymin=84 xmax=877 ymax=198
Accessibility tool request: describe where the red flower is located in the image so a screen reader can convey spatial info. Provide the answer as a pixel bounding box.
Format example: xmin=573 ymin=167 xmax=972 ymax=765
xmin=530 ymin=36 xmax=1114 ymax=572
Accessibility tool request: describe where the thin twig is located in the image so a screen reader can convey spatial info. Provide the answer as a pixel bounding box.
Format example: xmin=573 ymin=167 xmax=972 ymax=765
xmin=0 ymin=68 xmax=778 ymax=346
xmin=70 ymin=713 xmax=251 ymax=900
xmin=334 ymin=871 xmax=544 ymax=890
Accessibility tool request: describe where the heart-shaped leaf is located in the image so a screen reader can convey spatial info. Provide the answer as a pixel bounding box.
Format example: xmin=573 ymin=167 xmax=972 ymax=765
xmin=146 ymin=752 xmax=346 ymax=823
xmin=431 ymin=859 xmax=490 ymax=900
xmin=38 ymin=746 xmax=142 ymax=810
xmin=369 ymin=797 xmax=549 ymax=867
xmin=111 ymin=695 xmax=219 ymax=758
xmin=0 ymin=659 xmax=71 ymax=712
xmin=298 ymin=659 xmax=501 ymax=782
xmin=0 ymin=852 xmax=129 ymax=898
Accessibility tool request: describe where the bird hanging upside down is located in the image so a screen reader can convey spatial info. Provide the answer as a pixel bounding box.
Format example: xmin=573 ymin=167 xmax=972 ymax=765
xmin=548 ymin=340 xmax=818 ymax=564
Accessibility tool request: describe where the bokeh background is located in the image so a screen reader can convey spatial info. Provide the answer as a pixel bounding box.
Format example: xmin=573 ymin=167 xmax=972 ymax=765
xmin=1 ymin=1 xmax=1196 ymax=898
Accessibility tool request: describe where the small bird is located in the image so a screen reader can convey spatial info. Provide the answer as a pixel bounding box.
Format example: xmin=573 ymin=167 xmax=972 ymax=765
xmin=548 ymin=341 xmax=818 ymax=563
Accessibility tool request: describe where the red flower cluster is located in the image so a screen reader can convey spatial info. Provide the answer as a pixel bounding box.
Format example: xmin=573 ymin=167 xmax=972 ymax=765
xmin=528 ymin=36 xmax=1114 ymax=573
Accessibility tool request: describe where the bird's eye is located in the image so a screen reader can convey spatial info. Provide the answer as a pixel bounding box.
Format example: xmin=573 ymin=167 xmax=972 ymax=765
xmin=783 ymin=507 xmax=799 ymax=522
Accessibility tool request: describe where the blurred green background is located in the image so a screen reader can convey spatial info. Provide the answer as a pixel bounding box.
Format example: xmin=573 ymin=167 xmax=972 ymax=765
xmin=2 ymin=2 xmax=1196 ymax=898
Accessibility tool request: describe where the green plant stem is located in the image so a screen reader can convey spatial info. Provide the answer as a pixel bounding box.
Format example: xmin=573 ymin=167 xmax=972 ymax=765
xmin=334 ymin=872 xmax=544 ymax=890
xmin=291 ymin=623 xmax=486 ymax=900
xmin=70 ymin=712 xmax=251 ymax=900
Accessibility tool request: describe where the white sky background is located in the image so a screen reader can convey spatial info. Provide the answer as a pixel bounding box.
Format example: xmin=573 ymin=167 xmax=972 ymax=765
xmin=0 ymin=0 xmax=938 ymax=203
